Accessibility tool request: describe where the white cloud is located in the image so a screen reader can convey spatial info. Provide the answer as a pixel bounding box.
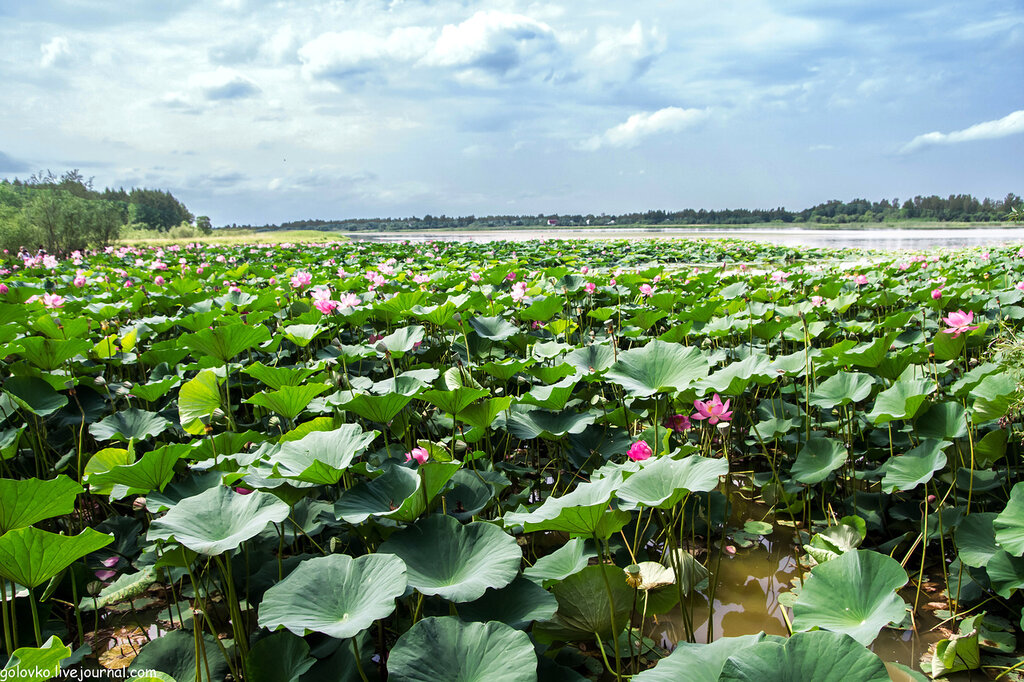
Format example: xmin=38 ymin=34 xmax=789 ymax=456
xmin=585 ymin=21 xmax=664 ymax=82
xmin=581 ymin=107 xmax=709 ymax=150
xmin=188 ymin=67 xmax=260 ymax=100
xmin=902 ymin=110 xmax=1024 ymax=152
xmin=422 ymin=11 xmax=562 ymax=83
xmin=298 ymin=27 xmax=434 ymax=81
xmin=40 ymin=36 xmax=70 ymax=67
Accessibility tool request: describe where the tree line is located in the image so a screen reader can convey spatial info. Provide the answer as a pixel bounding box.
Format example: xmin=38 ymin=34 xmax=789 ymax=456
xmin=0 ymin=170 xmax=207 ymax=254
xmin=223 ymin=193 xmax=1021 ymax=232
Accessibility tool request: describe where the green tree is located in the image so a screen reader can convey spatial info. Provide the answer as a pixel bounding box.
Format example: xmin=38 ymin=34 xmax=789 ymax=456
xmin=196 ymin=215 xmax=213 ymax=234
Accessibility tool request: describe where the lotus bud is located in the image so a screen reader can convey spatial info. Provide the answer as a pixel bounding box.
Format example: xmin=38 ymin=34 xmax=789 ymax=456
xmin=624 ymin=564 xmax=643 ymax=588
xmin=133 ymin=497 xmax=147 ymax=511
xmin=268 ymin=415 xmax=281 ymax=429
xmin=94 ymin=376 xmax=107 ymax=386
xmin=212 ymin=408 xmax=226 ymax=422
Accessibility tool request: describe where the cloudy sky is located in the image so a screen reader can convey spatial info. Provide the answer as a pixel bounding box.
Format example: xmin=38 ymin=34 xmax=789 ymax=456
xmin=1 ymin=0 xmax=1022 ymax=225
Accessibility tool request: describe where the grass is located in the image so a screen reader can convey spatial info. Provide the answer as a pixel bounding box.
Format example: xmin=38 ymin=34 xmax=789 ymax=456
xmin=120 ymin=229 xmax=350 ymax=247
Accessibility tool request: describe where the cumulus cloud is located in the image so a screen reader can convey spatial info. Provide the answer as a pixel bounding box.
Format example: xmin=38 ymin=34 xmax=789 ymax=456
xmin=423 ymin=10 xmax=562 ymax=81
xmin=40 ymin=36 xmax=70 ymax=67
xmin=298 ymin=27 xmax=434 ymax=81
xmin=585 ymin=21 xmax=665 ymax=83
xmin=902 ymin=110 xmax=1024 ymax=152
xmin=189 ymin=68 xmax=261 ymax=100
xmin=581 ymin=107 xmax=709 ymax=150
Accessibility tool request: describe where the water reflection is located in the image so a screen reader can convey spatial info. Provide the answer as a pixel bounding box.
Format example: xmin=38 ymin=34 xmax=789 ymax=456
xmin=346 ymin=227 xmax=1024 ymax=250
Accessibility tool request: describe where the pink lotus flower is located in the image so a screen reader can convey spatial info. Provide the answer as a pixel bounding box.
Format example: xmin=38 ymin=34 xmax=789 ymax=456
xmin=1016 ymin=282 xmax=1024 ymax=291
xmin=405 ymin=447 xmax=429 ymax=464
xmin=0 ymin=283 xmax=7 ymax=295
xmin=470 ymin=272 xmax=481 ymax=282
xmin=770 ymin=272 xmax=787 ymax=283
xmin=234 ymin=486 xmax=254 ymax=495
xmin=627 ymin=440 xmax=652 ymax=461
xmin=338 ymin=293 xmax=361 ymax=309
xmin=931 ymin=288 xmax=942 ymax=299
xmin=854 ymin=274 xmax=868 ymax=285
xmin=810 ymin=295 xmax=824 ymax=307
xmin=154 ymin=275 xmax=165 ymax=286
xmin=42 ymin=293 xmax=65 ymax=309
xmin=942 ymin=310 xmax=978 ymax=338
xmin=511 ymin=281 xmax=528 ymax=302
xmin=290 ymin=271 xmax=312 ymax=289
xmin=584 ymin=282 xmax=596 ymax=294
xmin=505 ymin=271 xmax=517 ymax=281
xmin=581 ymin=266 xmax=589 ymax=275
xmin=639 ymin=283 xmax=653 ymax=297
xmin=693 ymin=394 xmax=733 ymax=425
xmin=666 ymin=414 xmax=691 ymax=433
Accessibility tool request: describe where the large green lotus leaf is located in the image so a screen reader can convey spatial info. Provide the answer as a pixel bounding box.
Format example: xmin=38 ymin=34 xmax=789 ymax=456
xmin=615 ymin=455 xmax=727 ymax=510
xmin=838 ymin=332 xmax=899 ymax=370
xmin=971 ymin=373 xmax=1017 ymax=423
xmin=85 ymin=443 xmax=187 ymax=499
xmin=534 ymin=564 xmax=633 ymax=641
xmin=460 ymin=396 xmax=514 ymax=430
xmin=3 ymin=376 xmax=67 ymax=417
xmin=480 ymin=358 xmax=534 ymax=381
xmin=388 ymin=616 xmax=537 ymax=682
xmin=177 ymin=369 xmax=223 ymax=435
xmin=333 ymin=391 xmax=414 ymax=424
xmin=632 ymin=633 xmax=764 ymax=681
xmin=148 ymin=486 xmax=289 ymax=555
xmin=520 ymin=295 xmax=563 ymax=322
xmin=242 ymin=362 xmax=317 ymax=390
xmin=985 ymin=549 xmax=1024 ymax=598
xmin=373 ymin=370 xmax=438 ymax=396
xmin=867 ymin=376 xmax=934 ymax=425
xmin=422 ymin=387 xmax=490 ymax=416
xmin=374 ymin=291 xmax=428 ymax=321
xmin=0 ymin=476 xmax=82 ymax=534
xmin=502 ymin=405 xmax=596 ymax=440
xmin=128 ymin=377 xmax=180 ymax=403
xmin=806 ymin=516 xmax=865 ymax=564
xmin=933 ymin=328 xmax=966 ymax=361
xmin=128 ymin=630 xmax=228 ymax=682
xmin=519 ymin=377 xmax=578 ymax=411
xmin=379 ymin=514 xmax=521 ymax=602
xmin=974 ymin=428 xmax=1008 ymax=468
xmin=468 ymin=315 xmax=520 ymax=341
xmin=2 ymin=636 xmax=72 ymax=681
xmin=791 ymin=549 xmax=908 ymax=646
xmin=379 ymin=325 xmax=424 ymax=356
xmin=916 ymin=401 xmax=968 ymax=439
xmin=808 ymin=371 xmax=875 ymax=409
xmin=182 ymin=322 xmax=271 ymax=363
xmin=459 ymin=576 xmax=558 ymax=630
xmin=718 ymin=630 xmax=890 ymax=681
xmin=701 ymin=354 xmax=776 ymax=396
xmin=270 ymin=424 xmax=378 ymax=484
xmin=410 ymin=301 xmax=456 ymax=326
xmin=258 ymin=553 xmax=406 ymax=639
xmin=955 ymin=513 xmax=998 ymax=568
xmin=790 ymin=437 xmax=847 ymax=485
xmin=334 ymin=464 xmax=419 ymax=524
xmin=605 ymin=340 xmax=709 ymax=396
xmin=563 ymin=343 xmax=615 ymax=377
xmin=282 ymin=324 xmax=322 ymax=348
xmin=994 ymin=482 xmax=1024 ymax=556
xmin=880 ymin=439 xmax=950 ymax=493
xmin=246 ymin=632 xmax=316 ymax=682
xmin=522 ymin=538 xmax=596 ymax=587
xmin=504 ymin=472 xmax=629 ymax=539
xmin=79 ymin=566 xmax=158 ymax=612
xmin=245 ymin=383 xmax=331 ymax=420
xmin=89 ymin=408 xmax=172 ymax=442
xmin=16 ymin=336 xmax=92 ymax=371
xmin=0 ymin=527 xmax=113 ymax=588
xmin=444 ymin=468 xmax=498 ymax=520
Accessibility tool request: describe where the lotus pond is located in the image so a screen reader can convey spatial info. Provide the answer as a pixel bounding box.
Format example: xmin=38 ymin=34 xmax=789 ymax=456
xmin=1 ymin=237 xmax=1024 ymax=681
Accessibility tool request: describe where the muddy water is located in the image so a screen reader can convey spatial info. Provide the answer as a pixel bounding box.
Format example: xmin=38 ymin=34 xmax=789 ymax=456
xmin=649 ymin=520 xmax=954 ymax=675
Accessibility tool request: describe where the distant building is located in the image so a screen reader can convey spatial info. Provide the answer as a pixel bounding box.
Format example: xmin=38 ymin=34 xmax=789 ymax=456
xmin=547 ymin=219 xmax=558 ymax=226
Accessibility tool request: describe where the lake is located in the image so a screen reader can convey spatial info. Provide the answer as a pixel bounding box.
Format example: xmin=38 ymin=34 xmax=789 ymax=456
xmin=344 ymin=226 xmax=1024 ymax=250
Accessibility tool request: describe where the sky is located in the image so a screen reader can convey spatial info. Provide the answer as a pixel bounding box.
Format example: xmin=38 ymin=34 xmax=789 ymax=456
xmin=0 ymin=0 xmax=1022 ymax=225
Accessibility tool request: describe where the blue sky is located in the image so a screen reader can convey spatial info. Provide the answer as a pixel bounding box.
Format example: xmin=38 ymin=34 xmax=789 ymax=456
xmin=0 ymin=0 xmax=1022 ymax=224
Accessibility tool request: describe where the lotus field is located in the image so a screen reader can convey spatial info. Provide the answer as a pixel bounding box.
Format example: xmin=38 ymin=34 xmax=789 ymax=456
xmin=3 ymin=237 xmax=1024 ymax=681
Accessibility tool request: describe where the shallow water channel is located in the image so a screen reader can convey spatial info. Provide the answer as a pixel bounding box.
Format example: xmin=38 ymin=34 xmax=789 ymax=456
xmin=648 ymin=505 xmax=960 ymax=676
